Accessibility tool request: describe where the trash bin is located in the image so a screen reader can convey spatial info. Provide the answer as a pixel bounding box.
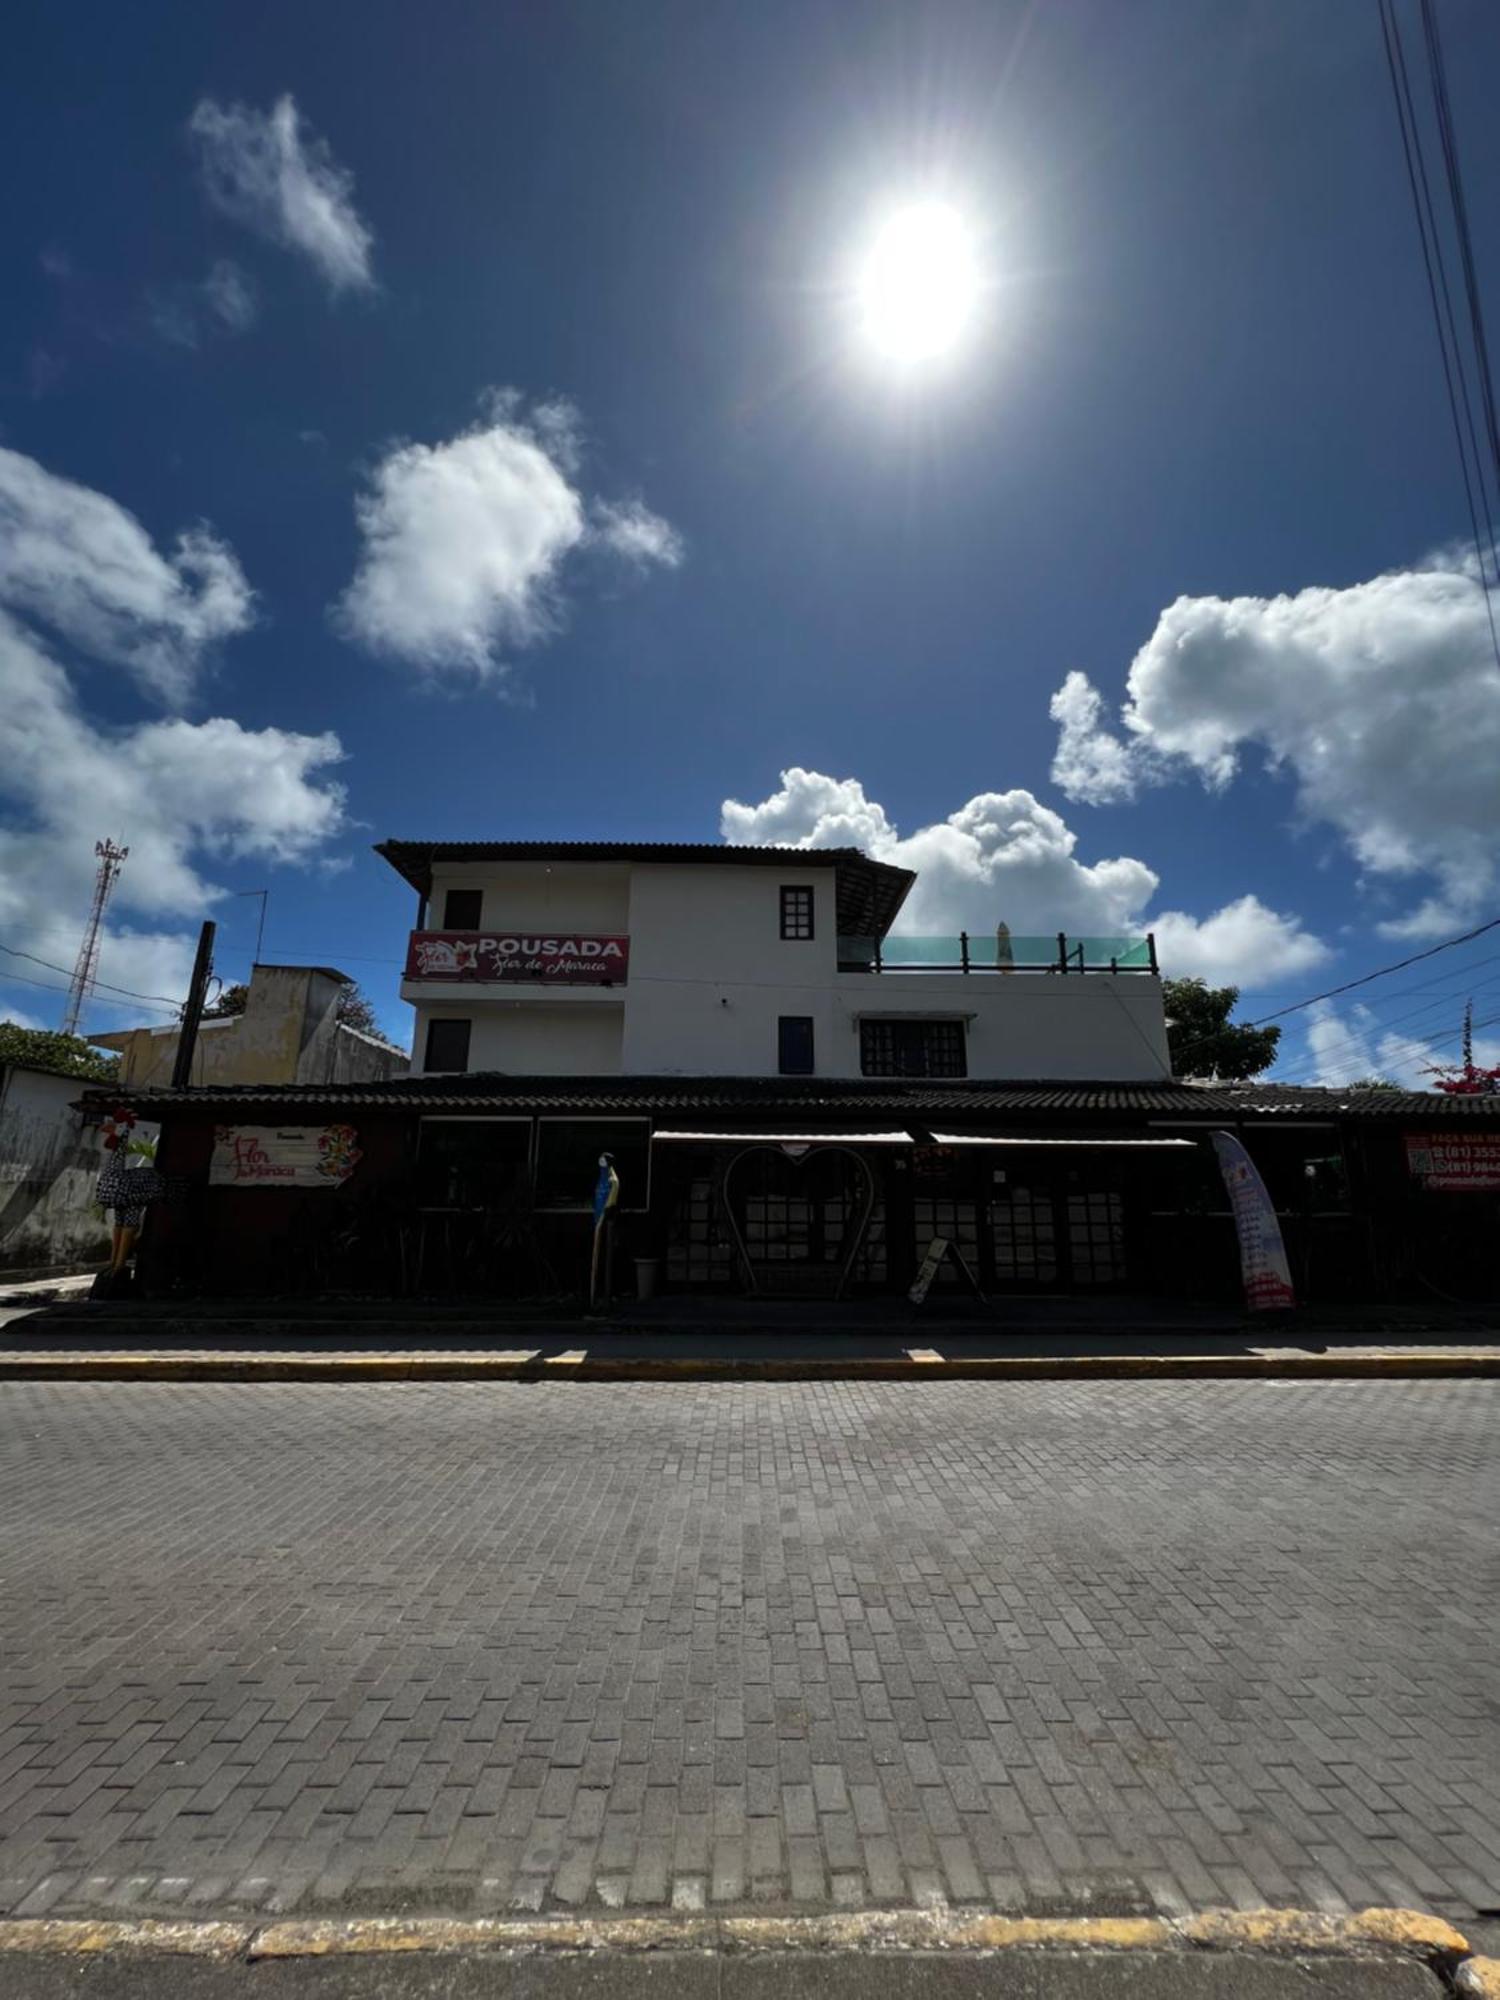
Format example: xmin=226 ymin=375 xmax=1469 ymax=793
xmin=634 ymin=1256 xmax=662 ymax=1302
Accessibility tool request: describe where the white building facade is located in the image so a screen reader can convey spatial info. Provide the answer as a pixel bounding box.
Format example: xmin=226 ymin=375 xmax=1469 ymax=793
xmin=380 ymin=841 xmax=1170 ymax=1084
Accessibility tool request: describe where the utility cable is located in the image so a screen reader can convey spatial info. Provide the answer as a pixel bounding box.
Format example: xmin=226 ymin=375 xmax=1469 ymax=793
xmin=1377 ymin=0 xmax=1500 ymax=665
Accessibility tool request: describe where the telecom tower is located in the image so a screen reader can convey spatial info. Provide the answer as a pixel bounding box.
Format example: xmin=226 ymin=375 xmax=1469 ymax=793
xmin=61 ymin=839 xmax=129 ymax=1037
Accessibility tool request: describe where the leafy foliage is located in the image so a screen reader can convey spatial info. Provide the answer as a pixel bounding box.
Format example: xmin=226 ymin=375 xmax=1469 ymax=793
xmin=334 ymin=985 xmax=381 ymax=1035
xmin=0 ymin=1021 xmax=120 ymax=1082
xmin=1163 ymin=977 xmax=1280 ymax=1080
xmin=204 ymin=981 xmax=249 ymax=1017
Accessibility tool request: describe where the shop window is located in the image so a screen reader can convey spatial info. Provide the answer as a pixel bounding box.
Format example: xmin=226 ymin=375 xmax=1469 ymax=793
xmin=780 ymin=886 xmax=815 ymax=940
xmin=778 ymin=1016 xmax=815 ymax=1075
xmin=424 ymin=1018 xmax=472 ymax=1072
xmin=534 ymin=1120 xmax=650 ymax=1210
xmin=417 ymin=1121 xmax=530 ymax=1208
xmin=860 ymin=1019 xmax=966 ymax=1078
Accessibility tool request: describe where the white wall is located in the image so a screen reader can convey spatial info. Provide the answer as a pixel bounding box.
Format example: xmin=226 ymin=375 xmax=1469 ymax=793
xmin=425 ymin=862 xmax=631 ymax=932
xmin=418 ymin=1001 xmax=624 ymax=1075
xmin=402 ymin=860 xmax=1171 ymax=1081
xmin=0 ymin=1067 xmax=111 ymax=1273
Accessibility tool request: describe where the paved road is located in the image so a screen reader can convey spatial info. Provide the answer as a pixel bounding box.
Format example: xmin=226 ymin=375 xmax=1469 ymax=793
xmin=0 ymin=1951 xmax=1446 ymax=2000
xmin=0 ymin=1380 xmax=1496 ymax=1923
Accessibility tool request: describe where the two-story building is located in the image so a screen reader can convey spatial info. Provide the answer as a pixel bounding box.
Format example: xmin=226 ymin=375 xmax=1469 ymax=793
xmin=387 ymin=840 xmax=1168 ymax=1086
xmin=108 ymin=838 xmax=1500 ymax=1306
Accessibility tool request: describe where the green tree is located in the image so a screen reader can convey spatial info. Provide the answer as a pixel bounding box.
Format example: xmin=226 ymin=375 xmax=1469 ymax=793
xmin=334 ymin=984 xmax=381 ymax=1036
xmin=1344 ymin=1076 xmax=1401 ymax=1091
xmin=1163 ymin=978 xmax=1281 ymax=1080
xmin=0 ymin=1021 xmax=120 ymax=1082
xmin=203 ymin=982 xmax=249 ymax=1018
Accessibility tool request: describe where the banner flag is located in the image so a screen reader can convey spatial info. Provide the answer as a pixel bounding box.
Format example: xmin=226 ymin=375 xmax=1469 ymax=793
xmin=1211 ymin=1131 xmax=1295 ymax=1312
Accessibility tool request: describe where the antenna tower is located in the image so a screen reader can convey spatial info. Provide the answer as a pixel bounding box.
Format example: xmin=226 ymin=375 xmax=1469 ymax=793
xmin=61 ymin=839 xmax=129 ymax=1036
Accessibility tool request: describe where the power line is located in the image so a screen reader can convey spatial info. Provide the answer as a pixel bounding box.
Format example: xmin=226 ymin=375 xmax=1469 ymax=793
xmin=1273 ymin=969 xmax=1500 ymax=1081
xmin=0 ymin=941 xmax=185 ymax=1009
xmin=1168 ymin=913 xmax=1500 ymax=1071
xmin=1419 ymin=0 xmax=1500 ymax=512
xmin=1243 ymin=913 xmax=1500 ymax=1029
xmin=1377 ymin=0 xmax=1500 ymax=665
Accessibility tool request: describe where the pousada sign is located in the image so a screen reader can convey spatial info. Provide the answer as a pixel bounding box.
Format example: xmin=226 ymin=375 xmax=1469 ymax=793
xmin=405 ymin=930 xmax=630 ymax=986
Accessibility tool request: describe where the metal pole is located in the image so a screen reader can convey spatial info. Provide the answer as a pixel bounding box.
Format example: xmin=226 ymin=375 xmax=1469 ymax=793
xmin=235 ymin=889 xmax=268 ymax=964
xmin=1057 ymin=932 xmax=1068 ymax=974
xmin=170 ymin=921 xmax=216 ymax=1091
xmin=959 ymin=931 xmax=970 ymax=974
xmin=1147 ymin=931 xmax=1159 ymax=976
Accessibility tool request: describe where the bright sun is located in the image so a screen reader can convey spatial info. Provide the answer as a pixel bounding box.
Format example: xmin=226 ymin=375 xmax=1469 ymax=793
xmin=856 ymin=201 xmax=981 ymax=365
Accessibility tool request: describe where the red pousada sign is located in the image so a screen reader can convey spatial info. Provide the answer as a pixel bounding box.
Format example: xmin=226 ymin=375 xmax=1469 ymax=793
xmin=405 ymin=930 xmax=630 ymax=986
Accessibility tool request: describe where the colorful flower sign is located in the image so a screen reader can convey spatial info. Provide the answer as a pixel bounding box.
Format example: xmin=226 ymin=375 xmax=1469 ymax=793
xmin=210 ymin=1124 xmax=362 ymax=1187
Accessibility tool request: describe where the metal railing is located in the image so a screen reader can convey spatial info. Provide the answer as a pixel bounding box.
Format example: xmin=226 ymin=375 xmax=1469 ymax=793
xmin=836 ymin=932 xmax=1158 ymax=975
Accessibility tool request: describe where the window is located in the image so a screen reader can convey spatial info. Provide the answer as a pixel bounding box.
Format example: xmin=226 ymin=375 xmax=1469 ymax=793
xmin=424 ymin=1018 xmax=472 ymax=1073
xmin=780 ymin=885 xmax=814 ymax=940
xmin=534 ymin=1120 xmax=650 ymax=1210
xmin=860 ymin=1018 xmax=967 ymax=1078
xmin=778 ymin=1015 xmax=815 ymax=1075
xmin=442 ymin=888 xmax=483 ymax=929
xmin=417 ymin=1120 xmax=530 ymax=1207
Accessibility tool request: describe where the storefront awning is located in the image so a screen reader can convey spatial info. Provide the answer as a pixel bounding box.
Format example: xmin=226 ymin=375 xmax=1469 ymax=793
xmin=928 ymin=1132 xmax=1196 ymax=1148
xmin=652 ymin=1130 xmax=914 ymax=1146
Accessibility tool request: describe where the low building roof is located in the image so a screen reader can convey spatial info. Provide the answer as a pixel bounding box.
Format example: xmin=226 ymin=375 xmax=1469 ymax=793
xmin=375 ymin=841 xmax=916 ymax=939
xmin=76 ymin=1073 xmax=1500 ymax=1122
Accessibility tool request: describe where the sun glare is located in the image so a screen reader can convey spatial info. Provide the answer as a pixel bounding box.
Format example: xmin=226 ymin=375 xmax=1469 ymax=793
xmin=856 ymin=201 xmax=981 ymax=365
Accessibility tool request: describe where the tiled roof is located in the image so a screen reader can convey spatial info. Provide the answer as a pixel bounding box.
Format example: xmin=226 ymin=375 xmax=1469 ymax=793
xmin=79 ymin=1074 xmax=1500 ymax=1120
xmin=374 ymin=841 xmax=916 ymax=938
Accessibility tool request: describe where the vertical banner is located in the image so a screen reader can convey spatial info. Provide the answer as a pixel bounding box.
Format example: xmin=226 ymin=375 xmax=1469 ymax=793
xmin=1211 ymin=1131 xmax=1295 ymax=1312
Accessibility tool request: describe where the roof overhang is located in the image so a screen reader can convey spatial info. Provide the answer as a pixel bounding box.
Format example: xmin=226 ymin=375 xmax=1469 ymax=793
xmin=654 ymin=1129 xmax=914 ymax=1145
xmin=375 ymin=841 xmax=915 ymax=940
xmin=929 ymin=1131 xmax=1196 ymax=1148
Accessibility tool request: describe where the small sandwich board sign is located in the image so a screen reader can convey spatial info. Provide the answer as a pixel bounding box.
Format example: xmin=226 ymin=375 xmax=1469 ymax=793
xmin=908 ymin=1236 xmax=984 ymax=1305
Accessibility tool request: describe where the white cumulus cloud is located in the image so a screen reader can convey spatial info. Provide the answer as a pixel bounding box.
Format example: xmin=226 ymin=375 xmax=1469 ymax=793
xmin=0 ymin=453 xmax=346 ymax=1032
xmin=189 ymin=93 xmax=374 ymax=294
xmin=0 ymin=446 xmax=253 ymax=705
xmin=1049 ymin=557 xmax=1500 ymax=939
xmin=1150 ymin=895 xmax=1329 ymax=988
xmin=720 ymin=766 xmax=1324 ymax=987
xmin=335 ymin=393 xmax=681 ymax=685
xmin=0 ymin=611 xmax=348 ymax=1029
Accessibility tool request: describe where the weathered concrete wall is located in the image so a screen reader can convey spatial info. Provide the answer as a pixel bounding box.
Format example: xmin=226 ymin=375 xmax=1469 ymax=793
xmin=96 ymin=966 xmax=408 ymax=1088
xmin=0 ymin=1067 xmax=111 ymax=1274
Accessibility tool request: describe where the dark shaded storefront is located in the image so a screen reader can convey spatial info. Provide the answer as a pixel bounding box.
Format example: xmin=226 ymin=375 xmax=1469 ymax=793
xmin=92 ymin=1075 xmax=1500 ymax=1308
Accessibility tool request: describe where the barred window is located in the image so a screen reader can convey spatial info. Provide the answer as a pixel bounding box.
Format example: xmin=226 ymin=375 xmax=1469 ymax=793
xmin=859 ymin=1018 xmax=967 ymax=1078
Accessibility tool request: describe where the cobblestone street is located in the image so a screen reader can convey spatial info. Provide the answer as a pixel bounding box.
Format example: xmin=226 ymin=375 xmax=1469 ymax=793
xmin=1 ymin=1379 xmax=1496 ymax=1923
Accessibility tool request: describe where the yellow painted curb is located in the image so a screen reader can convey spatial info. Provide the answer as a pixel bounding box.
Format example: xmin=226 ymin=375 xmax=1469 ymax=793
xmin=0 ymin=1919 xmax=253 ymax=1957
xmin=249 ymin=1916 xmax=692 ymax=1958
xmin=0 ymin=1905 xmax=1477 ymax=1963
xmin=1184 ymin=1907 xmax=1470 ymax=1958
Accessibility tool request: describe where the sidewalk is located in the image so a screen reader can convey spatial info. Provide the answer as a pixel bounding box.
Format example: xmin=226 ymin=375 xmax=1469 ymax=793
xmin=1 ymin=1297 xmax=1496 ymax=1378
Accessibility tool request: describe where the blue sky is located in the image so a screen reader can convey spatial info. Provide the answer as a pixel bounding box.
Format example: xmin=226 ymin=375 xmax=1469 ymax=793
xmin=3 ymin=0 xmax=1500 ymax=1084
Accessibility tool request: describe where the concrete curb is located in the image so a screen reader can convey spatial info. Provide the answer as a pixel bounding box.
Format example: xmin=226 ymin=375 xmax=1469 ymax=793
xmin=0 ymin=1906 xmax=1476 ymax=1966
xmin=1 ymin=1351 xmax=1498 ymax=1382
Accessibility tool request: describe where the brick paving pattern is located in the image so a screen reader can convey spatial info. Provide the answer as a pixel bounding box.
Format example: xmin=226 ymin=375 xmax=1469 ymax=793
xmin=0 ymin=1378 xmax=1495 ymax=1922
